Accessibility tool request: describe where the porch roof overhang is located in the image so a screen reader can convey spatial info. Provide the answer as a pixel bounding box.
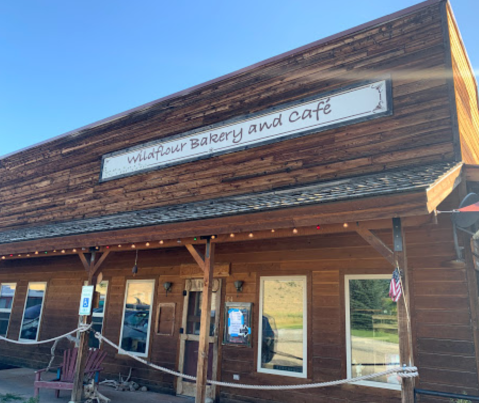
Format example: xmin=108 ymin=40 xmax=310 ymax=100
xmin=0 ymin=161 xmax=463 ymax=255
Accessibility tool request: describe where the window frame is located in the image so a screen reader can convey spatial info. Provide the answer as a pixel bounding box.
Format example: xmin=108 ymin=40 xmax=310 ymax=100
xmin=19 ymin=282 xmax=48 ymax=342
xmin=257 ymin=275 xmax=308 ymax=378
xmin=345 ymin=274 xmax=401 ymax=391
xmin=79 ymin=280 xmax=109 ymax=347
xmin=118 ymin=279 xmax=155 ymax=358
xmin=0 ymin=282 xmax=17 ymax=337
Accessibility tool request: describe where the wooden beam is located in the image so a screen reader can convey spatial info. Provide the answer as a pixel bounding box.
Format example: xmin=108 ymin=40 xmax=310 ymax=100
xmin=92 ymin=249 xmax=110 ymax=275
xmin=185 ymin=244 xmax=205 ymax=271
xmin=77 ymin=252 xmax=90 ymax=272
xmin=0 ymin=191 xmax=429 ymax=255
xmin=426 ymin=163 xmax=463 ymax=212
xmin=0 ymin=215 xmax=433 ymax=260
xmin=195 ymin=239 xmax=215 ymax=403
xmin=70 ymin=250 xmax=111 ymax=403
xmin=355 ymin=225 xmax=396 ymax=267
xmin=393 ymin=218 xmax=415 ymax=403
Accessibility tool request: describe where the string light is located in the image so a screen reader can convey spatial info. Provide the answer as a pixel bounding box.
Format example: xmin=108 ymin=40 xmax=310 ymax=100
xmin=343 ymin=223 xmax=349 ymax=228
xmin=159 ymin=240 xmax=164 ymax=245
xmin=73 ymin=249 xmax=77 ymax=253
xmin=230 ymin=233 xmax=235 ymax=238
xmin=61 ymin=250 xmax=65 ymax=254
xmin=1 ymin=257 xmax=4 ymax=260
xmin=27 ymin=254 xmax=30 ymax=257
xmin=271 ymin=229 xmax=275 ymax=233
xmin=118 ymin=245 xmax=122 ymax=248
xmin=17 ymin=255 xmax=21 ymax=257
xmin=35 ymin=251 xmax=39 ymax=255
xmin=106 ymin=246 xmax=110 ymax=249
xmin=177 ymin=239 xmax=182 ymax=244
xmin=249 ymin=233 xmax=254 ymax=238
xmin=211 ymin=235 xmax=216 ymax=240
xmin=131 ymin=244 xmax=136 ymax=248
xmin=293 ymin=228 xmax=298 ymax=234
xmin=146 ymin=242 xmax=150 ymax=247
xmin=53 ymin=250 xmax=57 ymax=253
xmin=316 ymin=225 xmax=321 ymax=230
xmin=193 ymin=238 xmax=197 ymax=241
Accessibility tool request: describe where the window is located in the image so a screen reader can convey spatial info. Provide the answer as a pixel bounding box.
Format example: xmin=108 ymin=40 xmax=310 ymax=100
xmin=345 ymin=275 xmax=400 ymax=390
xmin=81 ymin=281 xmax=108 ymax=348
xmin=119 ymin=280 xmax=154 ymax=357
xmin=258 ymin=276 xmax=307 ymax=378
xmin=20 ymin=282 xmax=47 ymax=341
xmin=0 ymin=283 xmax=16 ymax=337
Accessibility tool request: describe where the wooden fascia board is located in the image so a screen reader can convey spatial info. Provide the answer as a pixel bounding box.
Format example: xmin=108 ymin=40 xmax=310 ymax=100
xmin=426 ymin=163 xmax=463 ymax=212
xmin=0 ymin=190 xmax=429 ymax=255
xmin=440 ymin=0 xmax=462 ymax=161
xmin=464 ymin=164 xmax=479 ymax=182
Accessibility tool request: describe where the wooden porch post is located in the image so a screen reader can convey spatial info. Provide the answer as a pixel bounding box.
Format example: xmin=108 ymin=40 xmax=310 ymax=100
xmin=185 ymin=238 xmax=215 ymax=403
xmin=393 ymin=218 xmax=415 ymax=403
xmin=70 ymin=250 xmax=110 ymax=403
xmin=356 ymin=220 xmax=415 ymax=402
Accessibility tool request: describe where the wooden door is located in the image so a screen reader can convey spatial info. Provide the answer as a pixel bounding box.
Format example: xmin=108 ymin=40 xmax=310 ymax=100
xmin=177 ymin=278 xmax=222 ymax=400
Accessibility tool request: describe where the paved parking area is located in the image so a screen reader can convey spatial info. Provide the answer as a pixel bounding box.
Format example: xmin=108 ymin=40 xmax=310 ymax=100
xmin=0 ymin=367 xmax=192 ymax=403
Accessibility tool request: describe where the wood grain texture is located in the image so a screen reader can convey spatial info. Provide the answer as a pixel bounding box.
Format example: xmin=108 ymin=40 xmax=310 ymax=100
xmin=447 ymin=5 xmax=479 ymax=164
xmin=0 ymin=211 xmax=478 ymax=401
xmin=0 ymin=3 xmax=454 ymax=233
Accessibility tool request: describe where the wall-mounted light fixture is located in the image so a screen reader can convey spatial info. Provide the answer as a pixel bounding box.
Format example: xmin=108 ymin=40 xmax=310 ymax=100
xmin=234 ymin=280 xmax=244 ymax=296
xmin=164 ymin=282 xmax=173 ymax=296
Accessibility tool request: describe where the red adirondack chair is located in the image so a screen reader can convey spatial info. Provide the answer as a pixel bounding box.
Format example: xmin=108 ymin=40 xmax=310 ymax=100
xmin=34 ymin=348 xmax=107 ymax=398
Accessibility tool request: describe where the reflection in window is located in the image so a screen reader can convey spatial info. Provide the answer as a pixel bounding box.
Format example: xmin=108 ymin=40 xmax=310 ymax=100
xmin=119 ymin=280 xmax=154 ymax=356
xmin=86 ymin=281 xmax=108 ymax=348
xmin=186 ymin=291 xmax=216 ymax=337
xmin=258 ymin=276 xmax=307 ymax=378
xmin=346 ymin=276 xmax=400 ymax=389
xmin=0 ymin=283 xmax=16 ymax=337
xmin=20 ymin=283 xmax=47 ymax=341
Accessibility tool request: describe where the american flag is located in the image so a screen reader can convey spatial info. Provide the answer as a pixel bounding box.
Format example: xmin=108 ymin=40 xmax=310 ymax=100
xmin=389 ymin=268 xmax=402 ymax=302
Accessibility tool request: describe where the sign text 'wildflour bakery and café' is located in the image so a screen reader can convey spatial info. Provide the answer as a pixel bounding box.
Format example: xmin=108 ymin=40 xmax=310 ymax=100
xmin=100 ymin=80 xmax=391 ymax=181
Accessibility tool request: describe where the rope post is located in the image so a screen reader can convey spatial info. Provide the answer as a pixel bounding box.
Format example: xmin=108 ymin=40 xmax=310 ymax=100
xmin=393 ymin=218 xmax=415 ymax=403
xmin=70 ymin=252 xmax=97 ymax=403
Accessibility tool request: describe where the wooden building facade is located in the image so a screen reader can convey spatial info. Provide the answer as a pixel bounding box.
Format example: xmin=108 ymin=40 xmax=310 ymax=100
xmin=1 ymin=0 xmax=479 ymax=402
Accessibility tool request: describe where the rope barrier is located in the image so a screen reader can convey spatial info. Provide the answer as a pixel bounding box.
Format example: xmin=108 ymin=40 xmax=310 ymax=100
xmin=0 ymin=325 xmax=419 ymax=390
xmin=0 ymin=323 xmax=91 ymax=345
xmin=93 ymin=332 xmax=418 ymax=390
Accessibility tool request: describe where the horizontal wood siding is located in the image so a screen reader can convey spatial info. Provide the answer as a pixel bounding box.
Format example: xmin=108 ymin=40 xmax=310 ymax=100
xmin=0 ymin=3 xmax=454 ymax=232
xmin=447 ymin=6 xmax=479 ymax=164
xmin=1 ymin=211 xmax=476 ymax=400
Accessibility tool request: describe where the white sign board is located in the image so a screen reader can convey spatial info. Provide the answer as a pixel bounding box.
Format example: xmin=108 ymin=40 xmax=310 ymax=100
xmin=101 ymin=80 xmax=390 ymax=181
xmin=79 ymin=285 xmax=95 ymax=316
xmin=228 ymin=309 xmax=244 ymax=337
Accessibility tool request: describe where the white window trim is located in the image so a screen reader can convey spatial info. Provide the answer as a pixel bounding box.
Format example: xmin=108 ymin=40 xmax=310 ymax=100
xmin=345 ymin=274 xmax=401 ymax=391
xmin=118 ymin=279 xmax=155 ymax=358
xmin=19 ymin=282 xmax=47 ymax=342
xmin=83 ymin=280 xmax=109 ymax=320
xmin=78 ymin=280 xmax=109 ymax=346
xmin=0 ymin=283 xmax=17 ymax=337
xmin=257 ymin=275 xmax=307 ymax=378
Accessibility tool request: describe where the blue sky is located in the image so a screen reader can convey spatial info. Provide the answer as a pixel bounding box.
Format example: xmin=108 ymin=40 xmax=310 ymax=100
xmin=1 ymin=0 xmax=478 ymax=157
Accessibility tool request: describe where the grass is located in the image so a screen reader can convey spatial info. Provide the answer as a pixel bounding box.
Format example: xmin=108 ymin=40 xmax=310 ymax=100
xmin=0 ymin=394 xmax=38 ymax=403
xmin=351 ymin=329 xmax=399 ymax=344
